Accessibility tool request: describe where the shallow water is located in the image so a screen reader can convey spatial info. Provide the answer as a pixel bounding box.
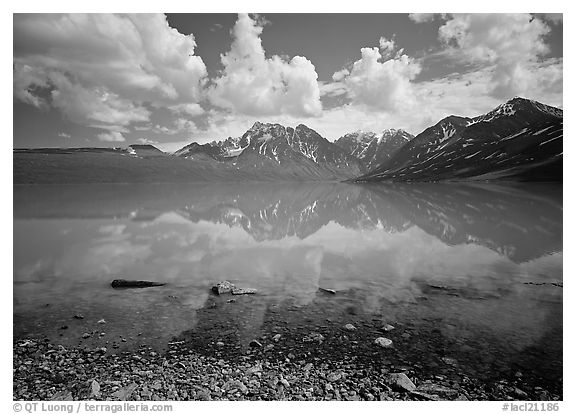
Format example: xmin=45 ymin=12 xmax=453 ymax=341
xmin=13 ymin=182 xmax=562 ymax=389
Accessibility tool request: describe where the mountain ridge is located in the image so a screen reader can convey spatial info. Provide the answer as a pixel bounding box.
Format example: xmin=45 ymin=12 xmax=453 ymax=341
xmin=14 ymin=97 xmax=563 ymax=183
xmin=356 ymin=97 xmax=562 ymax=182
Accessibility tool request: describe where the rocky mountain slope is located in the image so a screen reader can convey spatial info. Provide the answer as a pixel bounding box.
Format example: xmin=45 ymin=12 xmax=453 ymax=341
xmin=335 ymin=129 xmax=413 ymax=172
xmin=174 ymin=122 xmax=364 ymax=180
xmin=356 ymin=97 xmax=562 ymax=182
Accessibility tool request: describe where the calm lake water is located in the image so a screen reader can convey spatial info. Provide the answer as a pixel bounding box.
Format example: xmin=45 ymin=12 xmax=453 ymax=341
xmin=13 ymin=182 xmax=562 ymax=390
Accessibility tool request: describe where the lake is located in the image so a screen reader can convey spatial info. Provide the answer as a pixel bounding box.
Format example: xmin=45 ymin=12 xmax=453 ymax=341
xmin=13 ymin=182 xmax=562 ymax=393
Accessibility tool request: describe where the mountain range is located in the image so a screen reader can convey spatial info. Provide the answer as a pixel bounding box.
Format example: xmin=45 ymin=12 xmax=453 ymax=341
xmin=356 ymin=97 xmax=562 ymax=182
xmin=13 ymin=97 xmax=563 ymax=183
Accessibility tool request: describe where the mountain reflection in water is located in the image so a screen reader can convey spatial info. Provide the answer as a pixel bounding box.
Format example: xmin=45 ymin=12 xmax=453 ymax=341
xmin=13 ymin=182 xmax=562 ymax=387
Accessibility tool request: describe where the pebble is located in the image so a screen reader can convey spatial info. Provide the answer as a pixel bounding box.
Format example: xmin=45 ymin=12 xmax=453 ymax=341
xmin=327 ymin=372 xmax=342 ymax=382
xmin=374 ymin=337 xmax=393 ymax=348
xmin=344 ymin=324 xmax=357 ymax=331
xmin=90 ymin=380 xmax=101 ymax=397
xmin=387 ymin=373 xmax=416 ymax=392
xmin=513 ymin=387 xmax=528 ymax=399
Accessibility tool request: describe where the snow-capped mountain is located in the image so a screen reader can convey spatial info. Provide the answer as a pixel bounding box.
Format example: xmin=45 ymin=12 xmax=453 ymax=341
xmin=334 ymin=128 xmax=413 ymax=172
xmin=357 ymin=97 xmax=563 ymax=182
xmin=174 ymin=121 xmax=364 ymax=180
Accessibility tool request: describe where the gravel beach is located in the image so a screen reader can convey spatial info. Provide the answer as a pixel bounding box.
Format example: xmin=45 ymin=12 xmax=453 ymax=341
xmin=13 ymin=332 xmax=561 ymax=401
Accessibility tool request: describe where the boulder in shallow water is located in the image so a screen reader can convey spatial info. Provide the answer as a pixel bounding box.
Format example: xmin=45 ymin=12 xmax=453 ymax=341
xmin=231 ymin=287 xmax=257 ymax=295
xmin=212 ymin=281 xmax=257 ymax=295
xmin=211 ymin=281 xmax=235 ymax=295
xmin=111 ymin=279 xmax=165 ymax=288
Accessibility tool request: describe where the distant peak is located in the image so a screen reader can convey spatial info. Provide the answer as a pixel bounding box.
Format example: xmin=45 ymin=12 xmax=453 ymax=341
xmin=507 ymin=96 xmax=533 ymax=105
xmin=382 ymin=128 xmax=409 ymax=135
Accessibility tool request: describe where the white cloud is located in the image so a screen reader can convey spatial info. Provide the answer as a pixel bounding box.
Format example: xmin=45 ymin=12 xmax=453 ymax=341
xmin=438 ymin=13 xmax=553 ymax=98
xmin=331 ymin=37 xmax=421 ymax=112
xmin=97 ymin=131 xmax=125 ymax=142
xmin=58 ymin=132 xmax=71 ymax=139
xmin=209 ymin=13 xmax=322 ymax=118
xmin=136 ymin=138 xmax=159 ymax=145
xmin=13 ymin=13 xmax=207 ymax=132
xmin=142 ymin=117 xmax=198 ymax=136
xmin=408 ymin=13 xmax=436 ymax=23
xmin=319 ymin=81 xmax=347 ymax=98
xmin=168 ymin=103 xmax=205 ymax=116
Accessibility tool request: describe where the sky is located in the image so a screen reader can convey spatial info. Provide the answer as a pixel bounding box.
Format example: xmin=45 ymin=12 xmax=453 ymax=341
xmin=13 ymin=13 xmax=563 ymax=152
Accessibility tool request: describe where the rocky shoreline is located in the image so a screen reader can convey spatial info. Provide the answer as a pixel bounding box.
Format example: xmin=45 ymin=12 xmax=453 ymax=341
xmin=14 ymin=281 xmax=563 ymax=401
xmin=13 ymin=333 xmax=561 ymax=401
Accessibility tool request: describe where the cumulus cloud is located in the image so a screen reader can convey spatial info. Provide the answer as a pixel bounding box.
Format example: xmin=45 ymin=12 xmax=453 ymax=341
xmin=168 ymin=103 xmax=205 ymax=116
xmin=437 ymin=13 xmax=554 ymax=98
xmin=209 ymin=13 xmax=322 ymax=118
xmin=136 ymin=117 xmax=198 ymax=137
xmin=319 ymin=81 xmax=348 ymax=98
xmin=408 ymin=13 xmax=436 ymax=23
xmin=136 ymin=138 xmax=159 ymax=145
xmin=331 ymin=37 xmax=421 ymax=112
xmin=58 ymin=132 xmax=71 ymax=139
xmin=97 ymin=131 xmax=125 ymax=142
xmin=13 ymin=13 xmax=207 ymax=133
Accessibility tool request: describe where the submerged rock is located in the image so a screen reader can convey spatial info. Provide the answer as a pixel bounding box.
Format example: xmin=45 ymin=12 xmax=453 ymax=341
xmin=212 ymin=281 xmax=257 ymax=295
xmin=441 ymin=357 xmax=458 ymax=366
xmin=212 ymin=281 xmax=235 ymax=295
xmin=111 ymin=279 xmax=166 ymax=289
xmin=231 ymin=287 xmax=258 ymax=295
